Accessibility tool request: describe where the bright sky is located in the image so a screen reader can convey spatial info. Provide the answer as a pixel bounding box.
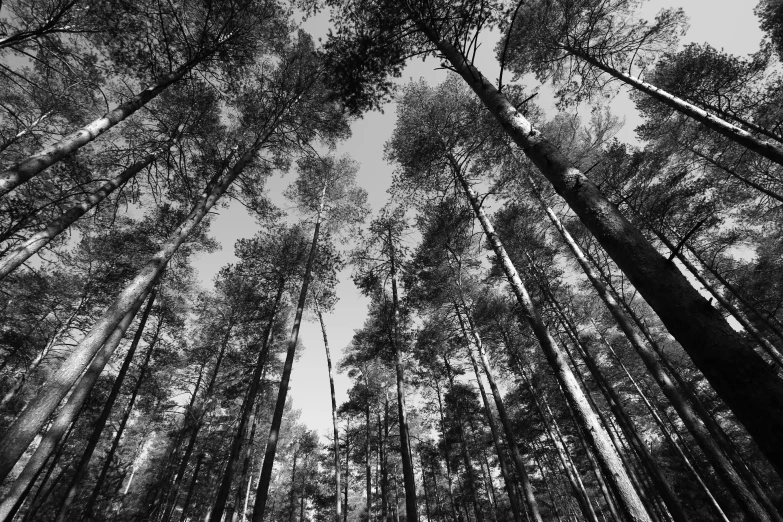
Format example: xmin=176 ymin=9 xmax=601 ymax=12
xmin=190 ymin=1 xmax=765 ymax=437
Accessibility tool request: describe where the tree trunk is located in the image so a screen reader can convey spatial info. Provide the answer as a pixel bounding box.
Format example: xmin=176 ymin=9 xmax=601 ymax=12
xmin=444 ymin=359 xmax=484 ymax=522
xmin=0 ymin=59 xmax=200 ymax=197
xmin=595 ymin=328 xmax=734 ymax=522
xmin=54 ymin=286 xmax=160 ymax=522
xmin=432 ymin=380 xmax=459 ymax=522
xmin=547 ymin=308 xmax=681 ymax=522
xmin=528 ymin=184 xmax=777 ymax=522
xmin=564 ymin=45 xmax=783 ymax=168
xmin=0 ymin=154 xmax=157 ymax=280
xmin=345 ymin=419 xmax=351 ymax=522
xmin=253 ymin=211 xmax=323 ymax=521
xmin=410 ymin=18 xmax=783 ymax=476
xmin=449 ymin=158 xmax=650 ymax=522
xmin=0 ymin=129 xmax=271 ymax=480
xmin=209 ymin=282 xmax=284 ymax=522
xmin=380 ymin=409 xmax=390 ymax=522
xmin=180 ymin=452 xmax=205 ymax=522
xmin=0 ymin=287 xmax=151 ymax=522
xmin=531 ymin=444 xmax=564 ymax=522
xmin=655 ymin=232 xmax=783 ymax=367
xmin=367 ymin=405 xmax=373 ymax=522
xmin=455 ymin=307 xmax=529 ymax=522
xmin=455 ymin=301 xmax=543 ymax=522
xmin=315 ymin=297 xmax=343 ymax=522
xmin=421 ymin=452 xmax=432 ymax=522
xmin=388 ymin=226 xmax=420 ymax=522
xmin=523 ymin=372 xmax=599 ymax=522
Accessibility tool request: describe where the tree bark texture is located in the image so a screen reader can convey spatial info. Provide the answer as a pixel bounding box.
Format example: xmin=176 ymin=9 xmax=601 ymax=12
xmin=411 ymin=20 xmax=783 ymax=478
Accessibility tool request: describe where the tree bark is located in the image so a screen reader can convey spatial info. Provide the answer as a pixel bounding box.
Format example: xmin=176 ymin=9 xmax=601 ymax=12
xmin=410 ymin=18 xmax=783 ymax=476
xmin=253 ymin=212 xmax=323 ymax=521
xmin=388 ymin=226 xmax=420 ymax=522
xmin=0 ymin=287 xmax=151 ymax=522
xmin=432 ymin=379 xmax=458 ymax=522
xmin=454 ymin=305 xmax=535 ymax=522
xmin=179 ymin=452 xmax=205 ymax=522
xmin=315 ymin=297 xmax=343 ymax=522
xmin=527 ymin=185 xmax=777 ymax=522
xmin=0 ymin=154 xmax=157 ymax=280
xmin=83 ymin=314 xmax=161 ymax=521
xmin=564 ymin=45 xmax=783 ymax=168
xmin=0 ymin=129 xmax=271 ymax=480
xmin=209 ymin=282 xmax=284 ymax=522
xmin=548 ymin=308 xmax=682 ymax=522
xmin=449 ymin=158 xmax=650 ymax=522
xmin=162 ymin=316 xmax=236 ymax=522
xmin=0 ymin=59 xmax=200 ymax=197
xmin=444 ymin=358 xmax=483 ymax=522
xmin=54 ymin=285 xmax=160 ymax=522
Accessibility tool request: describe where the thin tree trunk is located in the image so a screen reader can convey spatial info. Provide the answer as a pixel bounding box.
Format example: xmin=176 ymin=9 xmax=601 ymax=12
xmin=0 ymin=287 xmax=151 ymax=522
xmin=180 ymin=453 xmax=205 ymax=522
xmin=209 ymin=281 xmax=284 ymax=522
xmin=0 ymin=129 xmax=271 ymax=480
xmin=585 ymin=239 xmax=781 ymax=511
xmin=444 ymin=359 xmax=484 ymax=522
xmin=527 ymin=185 xmax=776 ymax=522
xmin=0 ymin=154 xmax=157 ymax=280
xmin=253 ymin=204 xmax=324 ymax=521
xmin=655 ymin=232 xmax=783 ymax=367
xmin=380 ymin=408 xmax=390 ymax=522
xmin=564 ymin=45 xmax=783 ymax=169
xmin=555 ymin=378 xmax=623 ymax=522
xmin=388 ymin=226 xmax=420 ymax=522
xmin=421 ymin=451 xmax=433 ymax=522
xmin=367 ymin=405 xmax=373 ymax=522
xmin=455 ymin=308 xmax=528 ymax=522
xmin=531 ymin=445 xmax=564 ymax=522
xmin=315 ymin=296 xmax=343 ymax=522
xmin=345 ymin=419 xmax=351 ymax=522
xmin=547 ymin=309 xmax=680 ymax=522
xmin=449 ymin=158 xmax=650 ymax=522
xmin=456 ymin=303 xmax=544 ymax=522
xmin=594 ymin=328 xmax=733 ymax=522
xmin=0 ymin=58 xmax=202 ymax=196
xmin=162 ymin=317 xmax=236 ymax=522
xmin=433 ymin=380 xmax=459 ymax=521
xmin=523 ymin=371 xmax=599 ymax=522
xmin=54 ymin=286 xmax=160 ymax=522
xmin=289 ymin=449 xmax=299 ymax=522
xmin=411 ymin=20 xmax=783 ymax=476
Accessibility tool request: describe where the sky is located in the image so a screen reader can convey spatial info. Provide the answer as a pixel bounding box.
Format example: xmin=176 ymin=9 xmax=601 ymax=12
xmin=189 ymin=1 xmax=766 ymax=437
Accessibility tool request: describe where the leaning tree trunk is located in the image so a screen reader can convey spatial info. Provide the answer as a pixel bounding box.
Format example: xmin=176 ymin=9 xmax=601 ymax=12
xmin=82 ymin=315 xmax=162 ymax=521
xmin=528 ymin=377 xmax=600 ymax=522
xmin=546 ymin=303 xmax=686 ymax=522
xmin=53 ymin=286 xmax=161 ymax=522
xmin=0 ymin=288 xmax=152 ymax=522
xmin=449 ymin=157 xmax=650 ymax=522
xmin=454 ymin=397 xmax=484 ymax=522
xmin=162 ymin=316 xmax=236 ymax=522
xmin=0 ymin=154 xmax=157 ymax=281
xmin=0 ymin=127 xmax=272 ymax=485
xmin=432 ymin=380 xmax=459 ymax=521
xmin=407 ymin=15 xmax=783 ymax=477
xmin=462 ymin=342 xmax=524 ymax=522
xmin=564 ymin=45 xmax=783 ymax=169
xmin=388 ymin=226 xmax=420 ymax=522
xmin=0 ymin=58 xmax=203 ymax=197
xmin=252 ymin=206 xmax=324 ymax=522
xmin=454 ymin=304 xmax=540 ymax=522
xmin=528 ymin=183 xmax=779 ymax=522
xmin=315 ymin=296 xmax=343 ymax=522
xmin=209 ymin=281 xmax=284 ymax=522
xmin=655 ymin=232 xmax=783 ymax=367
